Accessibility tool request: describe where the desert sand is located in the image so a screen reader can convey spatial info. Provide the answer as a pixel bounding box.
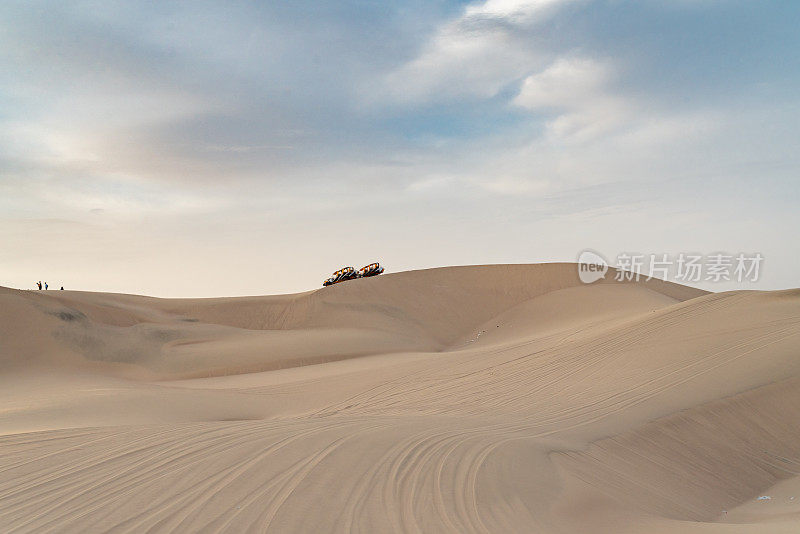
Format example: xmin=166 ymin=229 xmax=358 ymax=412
xmin=1 ymin=263 xmax=799 ymax=533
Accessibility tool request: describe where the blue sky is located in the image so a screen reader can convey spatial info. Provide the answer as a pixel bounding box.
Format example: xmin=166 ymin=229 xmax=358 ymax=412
xmin=1 ymin=0 xmax=798 ymax=296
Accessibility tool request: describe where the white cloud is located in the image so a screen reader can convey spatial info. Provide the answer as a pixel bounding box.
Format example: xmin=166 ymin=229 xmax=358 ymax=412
xmin=381 ymin=0 xmax=578 ymax=102
xmin=510 ymin=54 xmax=723 ymax=151
xmin=465 ymin=0 xmax=576 ymax=22
xmin=513 ymin=57 xmax=610 ymax=109
xmin=513 ymin=56 xmax=632 ymax=142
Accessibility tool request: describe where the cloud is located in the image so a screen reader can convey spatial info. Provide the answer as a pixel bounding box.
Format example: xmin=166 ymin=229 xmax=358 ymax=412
xmin=513 ymin=56 xmax=628 ymax=141
xmin=464 ymin=0 xmax=577 ymax=22
xmin=513 ymin=57 xmax=610 ymax=109
xmin=381 ymin=0 xmax=578 ymax=103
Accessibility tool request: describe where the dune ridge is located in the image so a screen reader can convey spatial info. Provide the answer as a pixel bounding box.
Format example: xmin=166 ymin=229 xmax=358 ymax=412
xmin=1 ymin=264 xmax=798 ymax=532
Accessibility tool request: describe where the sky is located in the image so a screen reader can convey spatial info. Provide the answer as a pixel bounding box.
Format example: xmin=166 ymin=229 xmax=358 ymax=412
xmin=1 ymin=0 xmax=798 ymax=297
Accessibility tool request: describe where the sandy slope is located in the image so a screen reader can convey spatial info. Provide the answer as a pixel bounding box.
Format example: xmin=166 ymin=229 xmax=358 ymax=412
xmin=1 ymin=264 xmax=799 ymax=533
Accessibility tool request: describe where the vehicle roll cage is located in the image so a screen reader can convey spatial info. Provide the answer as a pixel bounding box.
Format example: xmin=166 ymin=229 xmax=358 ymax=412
xmin=323 ymin=263 xmax=384 ymax=287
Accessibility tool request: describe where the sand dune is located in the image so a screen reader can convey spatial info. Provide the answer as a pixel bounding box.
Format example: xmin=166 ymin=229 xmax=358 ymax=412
xmin=1 ymin=264 xmax=799 ymax=532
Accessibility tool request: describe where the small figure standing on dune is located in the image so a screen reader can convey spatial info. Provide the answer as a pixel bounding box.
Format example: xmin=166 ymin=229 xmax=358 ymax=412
xmin=44 ymin=282 xmax=48 ymax=290
xmin=36 ymin=281 xmax=42 ymax=290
